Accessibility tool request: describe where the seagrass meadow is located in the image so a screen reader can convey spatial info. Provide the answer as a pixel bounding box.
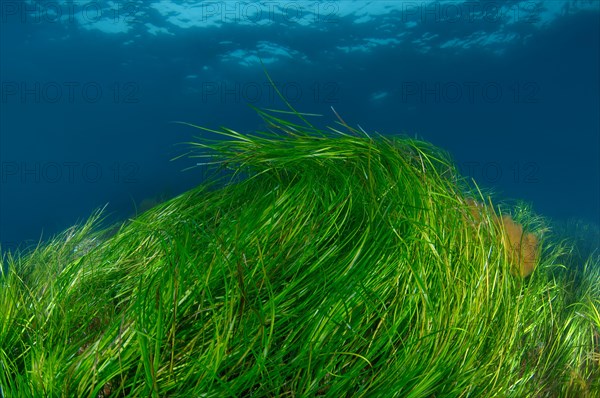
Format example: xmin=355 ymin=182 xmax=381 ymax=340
xmin=1 ymin=108 xmax=599 ymax=397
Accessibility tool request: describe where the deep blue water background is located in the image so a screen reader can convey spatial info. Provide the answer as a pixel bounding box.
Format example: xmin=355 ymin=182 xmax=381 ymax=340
xmin=1 ymin=1 xmax=598 ymax=252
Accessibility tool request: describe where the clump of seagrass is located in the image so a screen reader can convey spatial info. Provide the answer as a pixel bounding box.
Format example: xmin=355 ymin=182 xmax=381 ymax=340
xmin=0 ymin=107 xmax=597 ymax=397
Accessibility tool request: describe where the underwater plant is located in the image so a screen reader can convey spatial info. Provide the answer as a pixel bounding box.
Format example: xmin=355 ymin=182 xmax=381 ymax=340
xmin=0 ymin=106 xmax=598 ymax=397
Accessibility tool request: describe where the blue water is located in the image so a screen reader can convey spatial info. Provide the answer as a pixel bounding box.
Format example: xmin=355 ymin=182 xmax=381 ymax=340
xmin=1 ymin=1 xmax=599 ymax=252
